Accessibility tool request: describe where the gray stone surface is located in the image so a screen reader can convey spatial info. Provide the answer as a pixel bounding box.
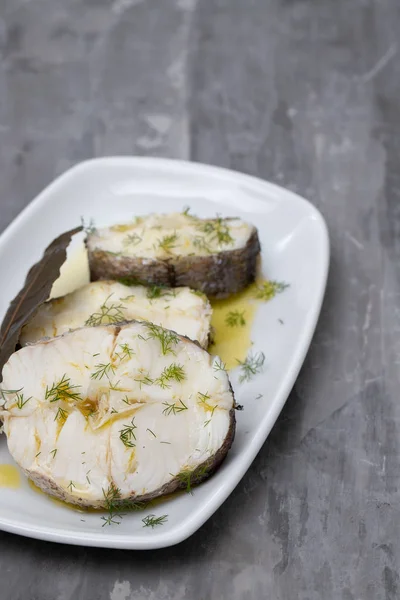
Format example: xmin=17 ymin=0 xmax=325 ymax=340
xmin=0 ymin=0 xmax=399 ymax=598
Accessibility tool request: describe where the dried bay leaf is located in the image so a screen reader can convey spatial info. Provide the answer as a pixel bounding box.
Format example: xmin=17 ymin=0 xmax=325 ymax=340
xmin=0 ymin=226 xmax=82 ymax=374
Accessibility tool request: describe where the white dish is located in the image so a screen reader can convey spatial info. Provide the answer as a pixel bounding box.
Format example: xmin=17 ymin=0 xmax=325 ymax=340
xmin=0 ymin=157 xmax=329 ymax=549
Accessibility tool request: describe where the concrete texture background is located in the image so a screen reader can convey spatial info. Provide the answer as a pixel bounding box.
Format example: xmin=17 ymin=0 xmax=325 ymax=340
xmin=0 ymin=0 xmax=399 ymax=598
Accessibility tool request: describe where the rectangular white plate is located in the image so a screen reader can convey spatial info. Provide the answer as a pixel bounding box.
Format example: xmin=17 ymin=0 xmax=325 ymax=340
xmin=0 ymin=157 xmax=329 ymax=549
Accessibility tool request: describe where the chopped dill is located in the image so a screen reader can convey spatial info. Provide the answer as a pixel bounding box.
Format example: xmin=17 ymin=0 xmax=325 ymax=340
xmin=114 ymin=343 xmax=135 ymax=363
xmin=162 ymin=399 xmax=188 ymax=416
xmin=134 ymin=370 xmax=154 ymax=388
xmin=121 ymin=395 xmax=132 ymax=405
xmin=16 ymin=392 xmax=31 ymax=409
xmin=254 ymin=280 xmax=289 ymax=302
xmin=199 ymin=216 xmax=234 ymax=246
xmin=142 ymin=514 xmax=168 ymax=528
xmin=193 ymin=236 xmax=212 ymax=254
xmin=157 ymin=233 xmax=178 ymax=254
xmin=85 ymin=294 xmax=126 ymax=327
xmin=213 ymin=358 xmax=226 ymax=372
xmin=154 ymin=363 xmax=185 ymax=389
xmin=110 ymin=407 xmax=119 ymax=414
xmin=54 ymin=406 xmax=68 ymax=422
xmin=144 ymin=323 xmax=179 ymax=355
xmin=109 ymin=380 xmax=124 ymax=391
xmin=204 ymin=405 xmax=217 ymax=427
xmin=101 ymin=483 xmax=147 ymax=526
xmin=0 ymin=387 xmax=23 ymax=402
xmin=237 ymin=351 xmax=265 ymax=383
xmin=255 ymin=393 xmax=263 ymax=400
xmin=146 ymin=284 xmax=173 ymax=300
xmin=119 ymin=417 xmax=137 ymax=448
xmin=147 ymin=428 xmax=157 ymax=438
xmin=197 ymin=391 xmax=211 ymax=404
xmin=50 ymin=449 xmax=58 ymax=458
xmin=123 ymin=233 xmax=142 ymax=248
xmin=67 ymin=481 xmax=75 ymax=492
xmin=175 ymin=465 xmax=208 ymax=494
xmin=45 ymin=375 xmax=82 ymax=403
xmin=35 ymin=451 xmax=41 ymax=458
xmin=225 ymin=310 xmax=246 ymax=327
xmin=91 ymin=362 xmax=116 ymax=381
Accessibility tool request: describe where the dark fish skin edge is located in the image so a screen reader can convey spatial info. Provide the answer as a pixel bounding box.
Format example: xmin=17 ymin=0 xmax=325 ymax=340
xmin=13 ymin=322 xmax=236 ymax=509
xmin=87 ymin=229 xmax=261 ymax=298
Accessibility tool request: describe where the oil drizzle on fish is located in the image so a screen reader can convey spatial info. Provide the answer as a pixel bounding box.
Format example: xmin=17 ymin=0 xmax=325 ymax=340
xmin=0 ymin=464 xmax=21 ymax=489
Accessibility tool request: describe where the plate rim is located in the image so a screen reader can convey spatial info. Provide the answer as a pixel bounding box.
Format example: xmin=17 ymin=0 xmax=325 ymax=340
xmin=0 ymin=157 xmax=330 ymax=549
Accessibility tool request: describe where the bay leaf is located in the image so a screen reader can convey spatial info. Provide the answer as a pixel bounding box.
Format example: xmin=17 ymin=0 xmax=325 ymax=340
xmin=0 ymin=226 xmax=82 ymax=374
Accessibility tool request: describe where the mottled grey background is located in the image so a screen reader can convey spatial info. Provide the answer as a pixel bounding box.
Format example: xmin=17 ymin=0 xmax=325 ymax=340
xmin=1 ymin=0 xmax=400 ymax=599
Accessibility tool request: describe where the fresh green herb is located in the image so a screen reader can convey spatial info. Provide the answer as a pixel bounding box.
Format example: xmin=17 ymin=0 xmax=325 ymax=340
xmin=110 ymin=407 xmax=118 ymax=414
xmin=35 ymin=451 xmax=41 ymax=458
xmin=158 ymin=233 xmax=178 ymax=254
xmin=175 ymin=465 xmax=208 ymax=494
xmin=197 ymin=391 xmax=211 ymax=405
xmin=86 ymin=470 xmax=91 ymax=485
xmin=254 ymin=280 xmax=289 ymax=302
xmin=155 ymin=363 xmax=185 ymax=389
xmin=54 ymin=406 xmax=68 ymax=422
xmin=123 ymin=233 xmax=142 ymax=248
xmin=144 ymin=323 xmax=179 ymax=355
xmin=225 ymin=310 xmax=246 ymax=327
xmin=101 ymin=483 xmax=124 ymax=526
xmin=0 ymin=387 xmax=23 ymax=402
xmin=182 ymin=206 xmax=192 ymax=216
xmin=213 ymin=358 xmax=226 ymax=372
xmin=256 ymin=393 xmax=263 ymax=400
xmin=162 ymin=399 xmax=188 ymax=416
xmin=119 ymin=417 xmax=137 ymax=448
xmin=50 ymin=449 xmax=58 ymax=458
xmin=121 ymin=395 xmax=132 ymax=405
xmin=147 ymin=428 xmax=156 ymax=438
xmin=67 ymin=481 xmax=75 ymax=492
xmin=190 ymin=289 xmax=207 ymax=299
xmin=199 ymin=216 xmax=234 ymax=246
xmin=46 ymin=375 xmax=82 ymax=403
xmin=193 ymin=236 xmax=212 ymax=254
xmin=85 ymin=294 xmax=126 ymax=327
xmin=160 ymin=441 xmax=171 ymax=445
xmin=120 ymin=295 xmax=135 ymax=302
xmin=237 ymin=351 xmax=265 ymax=383
xmin=91 ymin=362 xmax=116 ymax=381
xmin=146 ymin=284 xmax=172 ymax=300
xmin=134 ymin=370 xmax=154 ymax=388
xmin=278 ymin=318 xmax=284 ymax=325
xmin=115 ymin=343 xmax=135 ymax=363
xmin=93 ymin=353 xmax=100 ymax=358
xmin=204 ymin=405 xmax=217 ymax=427
xmin=16 ymin=392 xmax=31 ymax=409
xmin=101 ymin=483 xmax=147 ymax=526
xmin=109 ymin=380 xmax=123 ymax=391
xmin=142 ymin=514 xmax=168 ymax=528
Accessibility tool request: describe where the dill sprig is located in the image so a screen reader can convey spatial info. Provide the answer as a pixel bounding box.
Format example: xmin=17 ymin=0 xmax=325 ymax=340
xmin=155 ymin=363 xmax=185 ymax=389
xmin=54 ymin=406 xmax=68 ymax=422
xmin=197 ymin=391 xmax=211 ymax=404
xmin=199 ymin=216 xmax=234 ymax=246
xmin=85 ymin=294 xmax=126 ymax=327
xmin=237 ymin=351 xmax=265 ymax=383
xmin=175 ymin=465 xmax=208 ymax=494
xmin=91 ymin=362 xmax=116 ymax=381
xmin=204 ymin=405 xmax=217 ymax=427
xmin=50 ymin=448 xmax=57 ymax=458
xmin=162 ymin=399 xmax=188 ymax=416
xmin=142 ymin=514 xmax=168 ymax=528
xmin=16 ymin=392 xmax=31 ymax=409
xmin=67 ymin=481 xmax=75 ymax=492
xmin=119 ymin=417 xmax=137 ymax=448
xmin=157 ymin=233 xmax=178 ymax=254
xmin=101 ymin=483 xmax=148 ymax=526
xmin=0 ymin=387 xmax=23 ymax=402
xmin=146 ymin=284 xmax=174 ymax=300
xmin=123 ymin=233 xmax=142 ymax=248
xmin=225 ymin=310 xmax=246 ymax=327
xmin=144 ymin=323 xmax=179 ymax=356
xmin=134 ymin=370 xmax=154 ymax=388
xmin=193 ymin=236 xmax=212 ymax=254
xmin=114 ymin=343 xmax=135 ymax=362
xmin=45 ymin=375 xmax=82 ymax=403
xmin=213 ymin=358 xmax=226 ymax=372
xmin=254 ymin=280 xmax=289 ymax=301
